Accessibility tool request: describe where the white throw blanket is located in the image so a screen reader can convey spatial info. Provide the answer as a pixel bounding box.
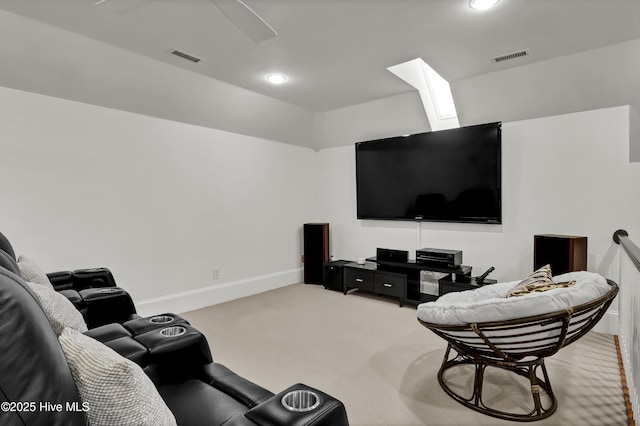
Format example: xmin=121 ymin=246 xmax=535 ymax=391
xmin=417 ymin=271 xmax=610 ymax=326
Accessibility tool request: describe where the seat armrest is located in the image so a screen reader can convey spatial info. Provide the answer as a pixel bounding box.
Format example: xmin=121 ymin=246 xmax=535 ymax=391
xmin=134 ymin=324 xmax=213 ymax=367
xmin=48 ymin=268 xmax=118 ymax=291
xmin=84 ymin=323 xmax=149 ymax=366
xmin=202 ymin=363 xmax=274 ymax=408
xmin=244 ymin=383 xmax=349 ymax=426
xmin=79 ymin=287 xmax=137 ymax=328
xmin=100 ymin=336 xmax=149 ymax=366
xmin=85 ymin=323 xmax=132 ymax=342
xmin=57 ymin=289 xmax=84 ymax=309
xmin=47 ymin=270 xmax=74 ymax=291
xmin=72 ymin=267 xmax=117 ymax=290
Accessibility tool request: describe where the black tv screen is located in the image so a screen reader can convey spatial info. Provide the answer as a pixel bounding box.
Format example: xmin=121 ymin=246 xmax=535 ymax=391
xmin=355 ymin=122 xmax=501 ymax=224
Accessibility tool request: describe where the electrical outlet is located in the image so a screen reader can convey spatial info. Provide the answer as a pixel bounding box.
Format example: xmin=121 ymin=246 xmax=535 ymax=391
xmin=212 ymin=267 xmax=221 ymax=280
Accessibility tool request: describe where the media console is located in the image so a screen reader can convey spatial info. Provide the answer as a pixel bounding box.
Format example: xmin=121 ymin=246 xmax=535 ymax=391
xmin=334 ymin=257 xmax=496 ymax=306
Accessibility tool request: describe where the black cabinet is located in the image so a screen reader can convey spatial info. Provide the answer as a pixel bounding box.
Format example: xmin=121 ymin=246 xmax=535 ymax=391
xmin=344 ymin=262 xmax=406 ymax=306
xmin=370 ymin=257 xmax=475 ymax=304
xmin=339 ymin=256 xmax=494 ymax=307
xmin=344 ymin=264 xmax=375 ymax=293
xmin=373 ymin=272 xmax=406 ymax=304
xmin=322 ymin=260 xmax=351 ymax=292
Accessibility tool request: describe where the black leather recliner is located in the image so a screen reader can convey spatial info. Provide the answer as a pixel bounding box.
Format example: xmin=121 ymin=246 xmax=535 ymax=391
xmin=0 ymin=232 xmax=118 ymax=292
xmin=47 ymin=267 xmax=140 ymax=328
xmin=0 ymin=241 xmax=349 ymax=425
xmin=0 ymin=231 xmax=139 ymax=328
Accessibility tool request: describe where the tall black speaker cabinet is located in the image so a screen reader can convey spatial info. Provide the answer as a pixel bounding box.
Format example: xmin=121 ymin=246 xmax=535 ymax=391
xmin=303 ymin=223 xmax=329 ymax=284
xmin=534 ymin=234 xmax=587 ymax=275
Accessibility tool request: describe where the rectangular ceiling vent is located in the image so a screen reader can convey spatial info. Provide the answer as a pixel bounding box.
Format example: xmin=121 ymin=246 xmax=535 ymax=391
xmin=491 ymin=49 xmax=531 ymax=63
xmin=170 ymin=49 xmax=202 ymax=63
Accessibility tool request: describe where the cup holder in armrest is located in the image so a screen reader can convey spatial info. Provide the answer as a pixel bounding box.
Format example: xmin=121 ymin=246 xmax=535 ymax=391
xmin=158 ymin=326 xmax=186 ymax=337
xmin=149 ymin=315 xmax=175 ymax=324
xmin=134 ymin=324 xmax=213 ymax=366
xmin=281 ymin=390 xmax=321 ymax=412
xmin=96 ymin=288 xmax=120 ymax=294
xmin=245 ymin=384 xmax=349 ymax=426
xmin=123 ymin=314 xmax=188 ymax=335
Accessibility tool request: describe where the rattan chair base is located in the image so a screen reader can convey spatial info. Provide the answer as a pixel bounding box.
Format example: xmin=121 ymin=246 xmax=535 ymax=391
xmin=438 ymin=343 xmax=557 ymax=422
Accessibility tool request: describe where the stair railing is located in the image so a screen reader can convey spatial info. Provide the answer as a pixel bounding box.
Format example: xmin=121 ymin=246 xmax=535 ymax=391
xmin=613 ymin=229 xmax=639 ymax=423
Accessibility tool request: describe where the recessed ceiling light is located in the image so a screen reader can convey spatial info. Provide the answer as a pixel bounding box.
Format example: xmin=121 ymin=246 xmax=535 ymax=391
xmin=266 ymin=73 xmax=287 ymax=84
xmin=469 ymin=0 xmax=500 ymax=11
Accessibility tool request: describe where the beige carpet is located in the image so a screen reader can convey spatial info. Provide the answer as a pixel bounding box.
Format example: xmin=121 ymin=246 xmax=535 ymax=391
xmin=182 ymin=283 xmax=628 ymax=426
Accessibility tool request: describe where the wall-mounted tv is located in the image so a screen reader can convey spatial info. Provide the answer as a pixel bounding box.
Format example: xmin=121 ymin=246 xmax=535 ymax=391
xmin=355 ymin=122 xmax=501 ymax=224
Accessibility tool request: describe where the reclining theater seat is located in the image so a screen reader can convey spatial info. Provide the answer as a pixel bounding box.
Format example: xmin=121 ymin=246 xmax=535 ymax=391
xmin=0 ymin=231 xmax=117 ymax=292
xmin=46 ymin=267 xmax=140 ymax=328
xmin=0 ymin=250 xmax=349 ymax=425
xmin=0 ymin=231 xmax=139 ymax=328
xmin=0 ymin=266 xmax=86 ymax=425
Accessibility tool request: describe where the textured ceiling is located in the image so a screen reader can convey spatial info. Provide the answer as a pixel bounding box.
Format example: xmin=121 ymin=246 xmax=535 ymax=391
xmin=1 ymin=0 xmax=640 ymax=112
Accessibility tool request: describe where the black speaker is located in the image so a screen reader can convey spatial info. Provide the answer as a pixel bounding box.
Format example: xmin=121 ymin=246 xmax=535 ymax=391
xmin=534 ymin=234 xmax=587 ymax=275
xmin=303 ymin=223 xmax=329 ymax=284
xmin=376 ymin=248 xmax=409 ymax=263
xmin=323 ymin=260 xmax=351 ymax=292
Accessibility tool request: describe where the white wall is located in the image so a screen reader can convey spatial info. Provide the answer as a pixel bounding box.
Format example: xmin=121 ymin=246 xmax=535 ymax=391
xmin=318 ymin=105 xmax=639 ymax=333
xmin=452 ymin=39 xmax=640 ymax=163
xmin=2 ymin=82 xmax=637 ymax=333
xmin=315 ymin=91 xmax=430 ymax=150
xmin=0 ymin=85 xmax=318 ymax=315
xmin=317 ymin=106 xmax=638 ymax=283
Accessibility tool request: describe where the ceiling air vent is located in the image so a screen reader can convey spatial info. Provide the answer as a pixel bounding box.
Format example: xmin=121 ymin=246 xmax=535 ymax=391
xmin=170 ymin=49 xmax=202 ymax=63
xmin=491 ymin=48 xmax=531 ymax=63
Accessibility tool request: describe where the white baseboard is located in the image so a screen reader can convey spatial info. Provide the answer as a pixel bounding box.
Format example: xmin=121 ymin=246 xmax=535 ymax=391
xmin=135 ymin=268 xmax=303 ymax=317
xmin=592 ymin=309 xmax=618 ymax=335
xmin=136 ymin=273 xmax=620 ymax=335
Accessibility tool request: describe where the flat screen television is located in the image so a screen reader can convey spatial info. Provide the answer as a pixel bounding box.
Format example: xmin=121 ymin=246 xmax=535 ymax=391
xmin=355 ymin=122 xmax=501 ymax=224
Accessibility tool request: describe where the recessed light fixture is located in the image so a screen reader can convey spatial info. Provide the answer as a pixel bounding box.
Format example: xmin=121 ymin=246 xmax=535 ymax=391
xmin=469 ymin=0 xmax=500 ymax=11
xmin=266 ymin=73 xmax=287 ymax=84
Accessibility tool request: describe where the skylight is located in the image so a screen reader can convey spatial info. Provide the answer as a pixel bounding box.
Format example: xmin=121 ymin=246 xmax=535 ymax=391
xmin=387 ymin=58 xmax=459 ymax=131
xmin=424 ymin=65 xmax=457 ymax=119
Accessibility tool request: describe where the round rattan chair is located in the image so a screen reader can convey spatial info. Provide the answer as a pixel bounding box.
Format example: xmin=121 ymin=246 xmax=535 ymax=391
xmin=418 ymin=278 xmax=618 ymax=422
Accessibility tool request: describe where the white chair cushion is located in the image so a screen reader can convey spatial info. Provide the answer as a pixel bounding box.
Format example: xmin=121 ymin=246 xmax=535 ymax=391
xmin=417 ymin=271 xmax=610 ymax=326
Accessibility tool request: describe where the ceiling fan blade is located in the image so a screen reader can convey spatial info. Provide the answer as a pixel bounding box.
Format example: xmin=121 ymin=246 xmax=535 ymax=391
xmin=95 ymin=0 xmax=153 ymax=16
xmin=212 ymin=0 xmax=278 ymax=43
